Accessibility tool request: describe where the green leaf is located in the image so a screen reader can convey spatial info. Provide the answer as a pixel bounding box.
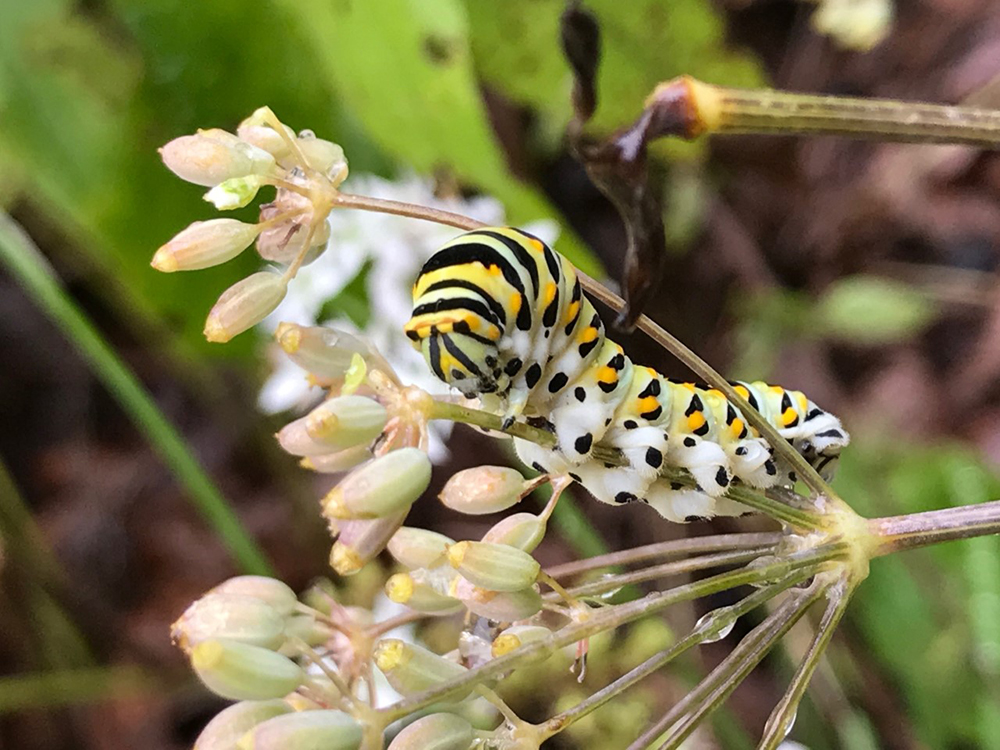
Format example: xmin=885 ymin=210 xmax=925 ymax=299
xmin=273 ymin=0 xmax=599 ymax=275
xmin=465 ymin=0 xmax=765 ymax=157
xmin=812 ymin=276 xmax=936 ymax=344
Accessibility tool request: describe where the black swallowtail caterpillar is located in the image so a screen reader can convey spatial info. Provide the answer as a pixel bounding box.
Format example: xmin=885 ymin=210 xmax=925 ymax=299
xmin=403 ymin=227 xmax=849 ymax=522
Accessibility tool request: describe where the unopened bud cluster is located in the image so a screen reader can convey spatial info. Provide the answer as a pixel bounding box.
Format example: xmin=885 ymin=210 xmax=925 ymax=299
xmin=154 ymin=108 xmax=350 ymax=343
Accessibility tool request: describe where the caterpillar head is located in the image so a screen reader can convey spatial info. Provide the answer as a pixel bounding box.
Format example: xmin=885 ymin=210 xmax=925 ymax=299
xmin=403 ymin=317 xmax=505 ymax=398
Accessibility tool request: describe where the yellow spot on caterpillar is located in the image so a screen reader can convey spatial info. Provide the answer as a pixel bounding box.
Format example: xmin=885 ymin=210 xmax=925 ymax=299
xmin=563 ymin=300 xmax=580 ymax=324
xmin=528 ymin=239 xmax=545 ymax=253
xmin=463 ymin=315 xmax=480 ymax=331
xmin=488 ymin=264 xmax=502 ymax=277
xmin=730 ymin=418 xmax=744 ymax=438
xmin=769 ymin=385 xmax=785 ymax=395
xmin=781 ymin=407 xmax=798 ymax=426
xmin=486 ymin=325 xmax=501 ymax=341
xmin=509 ymin=293 xmax=522 ymax=314
xmin=733 ymin=385 xmax=750 ymax=401
xmin=638 ymin=396 xmax=659 ymax=413
xmin=681 ymin=382 xmax=696 ymax=392
xmin=687 ymin=411 xmax=706 ymax=432
xmin=645 ymin=367 xmax=658 ymax=376
xmin=544 ymin=282 xmax=557 ymax=305
xmin=439 ymin=354 xmax=456 ymax=372
xmin=796 ymin=392 xmax=808 ymax=411
xmin=597 ymin=366 xmax=617 ymax=384
xmin=579 ymin=327 xmax=599 ymax=343
xmin=437 ymin=323 xmax=454 ymax=334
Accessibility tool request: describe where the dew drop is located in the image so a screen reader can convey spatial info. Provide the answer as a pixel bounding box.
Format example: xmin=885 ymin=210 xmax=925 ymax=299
xmin=693 ymin=610 xmax=736 ymax=643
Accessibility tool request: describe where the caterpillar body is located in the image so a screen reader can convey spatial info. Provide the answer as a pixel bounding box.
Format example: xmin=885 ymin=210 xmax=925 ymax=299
xmin=404 ymin=227 xmax=849 ymax=522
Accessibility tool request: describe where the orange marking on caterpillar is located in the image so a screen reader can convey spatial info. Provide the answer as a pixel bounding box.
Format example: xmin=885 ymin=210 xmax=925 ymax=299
xmin=597 ymin=366 xmax=617 ymax=384
xmin=638 ymin=396 xmax=659 ymax=413
xmin=544 ymin=282 xmax=557 ymax=305
xmin=687 ymin=411 xmax=707 ymax=432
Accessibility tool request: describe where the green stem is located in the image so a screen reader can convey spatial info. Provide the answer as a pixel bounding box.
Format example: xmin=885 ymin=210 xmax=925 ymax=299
xmin=0 ymin=212 xmax=273 ymax=576
xmin=0 ymin=666 xmax=153 ymax=713
xmin=707 ymin=83 xmax=1000 ymax=147
xmin=757 ymin=573 xmax=856 ymax=750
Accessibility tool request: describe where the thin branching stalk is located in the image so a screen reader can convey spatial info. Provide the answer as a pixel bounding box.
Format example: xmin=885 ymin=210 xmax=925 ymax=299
xmin=554 ymin=547 xmax=778 ymax=601
xmin=378 ymin=545 xmax=845 ymax=721
xmin=757 ymin=572 xmax=857 ymax=750
xmin=541 ymin=573 xmax=809 ymax=740
xmin=630 ymin=577 xmax=830 ymax=750
xmin=544 ymin=532 xmax=783 ymax=578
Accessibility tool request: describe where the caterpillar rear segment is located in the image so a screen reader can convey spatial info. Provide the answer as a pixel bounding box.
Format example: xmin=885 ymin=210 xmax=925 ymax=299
xmin=404 ymin=227 xmax=849 ymax=522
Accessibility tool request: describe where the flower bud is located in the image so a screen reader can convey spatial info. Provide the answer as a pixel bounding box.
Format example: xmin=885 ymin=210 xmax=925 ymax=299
xmin=172 ymin=594 xmax=287 ymax=654
xmin=281 ymin=614 xmax=332 ymax=648
xmin=160 ymin=131 xmax=275 ymax=187
xmin=452 ymin=578 xmax=543 ymax=621
xmin=194 ymin=700 xmax=292 ymax=750
xmin=205 ymin=175 xmax=263 ymax=210
xmin=330 ymin=509 xmax=409 ymax=575
xmin=386 ymin=713 xmax=474 ymax=750
xmin=385 ymin=571 xmax=462 ymax=614
xmin=439 ymin=466 xmax=526 ymax=515
xmin=387 ymin=527 xmax=454 ymax=569
xmin=256 ymin=217 xmax=331 ymax=264
xmin=237 ymin=113 xmax=297 ymax=160
xmin=321 ymin=448 xmax=431 ymax=520
xmin=447 ymin=541 xmax=539 ymax=592
xmin=373 ymin=639 xmax=468 ymax=697
xmin=305 ymin=396 xmax=387 ymax=449
xmin=209 ymin=576 xmax=298 ymax=616
xmin=491 ymin=625 xmax=553 ymax=659
xmin=295 ymin=135 xmax=348 ymax=181
xmin=481 ymin=512 xmax=548 ymax=553
xmin=300 ymin=446 xmax=372 ymax=474
xmin=205 ymin=272 xmax=287 ymax=343
xmin=152 ymin=219 xmax=260 ymax=272
xmin=191 ymin=639 xmax=304 ymax=700
xmin=274 ymin=323 xmax=374 ymax=381
xmin=237 ymin=709 xmax=362 ymax=750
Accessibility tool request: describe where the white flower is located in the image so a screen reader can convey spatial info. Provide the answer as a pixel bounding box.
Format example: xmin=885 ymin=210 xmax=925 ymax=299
xmin=257 ymin=173 xmax=559 ymax=461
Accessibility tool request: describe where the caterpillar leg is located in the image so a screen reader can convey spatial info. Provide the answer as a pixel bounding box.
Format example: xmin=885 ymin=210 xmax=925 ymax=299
xmin=570 ymin=461 xmax=655 ymax=507
xmin=645 ymin=480 xmax=749 ymax=523
xmin=727 ymin=437 xmax=779 ymax=489
xmin=668 ymin=435 xmax=732 ymax=496
xmin=604 ymin=425 xmax=670 ymax=483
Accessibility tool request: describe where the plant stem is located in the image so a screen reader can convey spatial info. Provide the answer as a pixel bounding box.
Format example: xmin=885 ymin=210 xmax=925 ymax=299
xmin=648 ymin=76 xmax=1000 ymax=147
xmin=0 ymin=212 xmax=274 ymax=576
xmin=333 ymin=192 xmax=486 ymax=231
xmin=555 ymin=547 xmax=776 ymax=601
xmin=541 ymin=574 xmax=807 ymax=739
xmin=378 ymin=545 xmax=844 ymax=721
xmin=630 ymin=578 xmax=829 ymax=750
xmin=543 ymin=532 xmax=783 ymax=578
xmin=869 ymin=499 xmax=1000 ymax=556
xmin=757 ymin=573 xmax=856 ymax=750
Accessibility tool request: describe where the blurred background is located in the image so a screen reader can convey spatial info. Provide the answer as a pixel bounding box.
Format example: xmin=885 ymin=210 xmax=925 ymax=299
xmin=2 ymin=0 xmax=1000 ymax=747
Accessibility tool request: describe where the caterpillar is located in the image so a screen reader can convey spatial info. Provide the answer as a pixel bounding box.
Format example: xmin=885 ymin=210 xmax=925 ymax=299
xmin=403 ymin=227 xmax=849 ymax=522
